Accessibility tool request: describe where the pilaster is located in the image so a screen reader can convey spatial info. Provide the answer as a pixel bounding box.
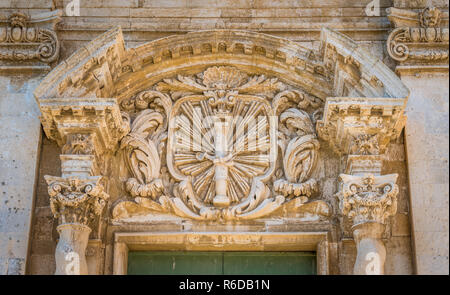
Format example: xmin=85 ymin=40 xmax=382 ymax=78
xmin=318 ymin=97 xmax=405 ymax=274
xmin=39 ymin=97 xmax=129 ymax=275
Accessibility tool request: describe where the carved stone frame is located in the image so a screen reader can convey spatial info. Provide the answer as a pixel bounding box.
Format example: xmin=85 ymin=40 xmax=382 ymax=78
xmin=113 ymin=231 xmax=331 ymax=275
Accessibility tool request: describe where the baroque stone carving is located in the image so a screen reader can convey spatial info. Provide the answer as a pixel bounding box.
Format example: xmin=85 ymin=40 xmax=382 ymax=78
xmin=45 ymin=176 xmax=109 ymax=226
xmin=44 ymin=176 xmax=109 ymax=275
xmin=0 ymin=11 xmax=60 ymax=63
xmin=114 ymin=66 xmax=326 ymax=221
xmin=387 ymin=7 xmax=449 ymax=66
xmin=317 ymin=97 xmax=407 ymax=157
xmin=335 ymin=173 xmax=399 ymax=275
xmin=336 ymin=174 xmax=399 ymax=226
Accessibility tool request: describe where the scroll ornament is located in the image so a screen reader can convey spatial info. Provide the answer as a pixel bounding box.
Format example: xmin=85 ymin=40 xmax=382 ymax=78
xmin=115 ymin=67 xmax=328 ymax=221
xmin=387 ymin=7 xmax=449 ymax=62
xmin=336 ymin=174 xmax=399 ymax=226
xmin=45 ymin=176 xmax=109 ymax=226
xmin=0 ymin=12 xmax=59 ymax=63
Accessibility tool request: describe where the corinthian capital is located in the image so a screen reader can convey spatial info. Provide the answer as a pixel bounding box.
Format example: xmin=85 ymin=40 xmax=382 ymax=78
xmin=336 ymin=173 xmax=399 ymax=226
xmin=44 ymin=176 xmax=109 ymax=226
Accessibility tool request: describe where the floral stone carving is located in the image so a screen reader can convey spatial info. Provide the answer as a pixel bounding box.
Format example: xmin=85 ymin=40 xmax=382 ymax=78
xmin=336 ymin=174 xmax=399 ymax=226
xmin=45 ymin=176 xmax=109 ymax=226
xmin=114 ymin=66 xmax=328 ymax=221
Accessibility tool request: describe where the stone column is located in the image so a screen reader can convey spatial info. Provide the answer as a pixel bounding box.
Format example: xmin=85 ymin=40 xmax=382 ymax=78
xmin=318 ymin=97 xmax=405 ymax=275
xmin=337 ymin=173 xmax=398 ymax=275
xmin=45 ymin=175 xmax=109 ymax=275
xmin=38 ymin=98 xmax=130 ymax=275
xmin=387 ymin=5 xmax=449 ymax=274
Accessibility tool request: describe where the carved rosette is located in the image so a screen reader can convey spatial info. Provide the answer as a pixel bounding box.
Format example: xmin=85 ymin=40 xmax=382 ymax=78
xmin=45 ymin=176 xmax=109 ymax=226
xmin=336 ymin=174 xmax=399 ymax=226
xmin=0 ymin=12 xmax=60 ymax=63
xmin=387 ymin=7 xmax=449 ymax=66
xmin=115 ymin=66 xmax=327 ymax=221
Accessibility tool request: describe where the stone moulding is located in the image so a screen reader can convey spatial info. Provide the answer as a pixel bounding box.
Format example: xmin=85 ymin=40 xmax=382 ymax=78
xmin=34 ymin=27 xmax=409 ymax=103
xmin=0 ymin=10 xmax=61 ymax=69
xmin=387 ymin=6 xmax=449 ymax=73
xmin=38 ymin=97 xmax=130 ymax=157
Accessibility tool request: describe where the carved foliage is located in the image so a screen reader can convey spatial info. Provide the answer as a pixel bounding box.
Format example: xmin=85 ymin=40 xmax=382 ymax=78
xmin=336 ymin=174 xmax=399 ymax=226
xmin=274 ymin=108 xmax=320 ymax=200
xmin=45 ymin=176 xmax=109 ymax=226
xmin=120 ymin=93 xmax=171 ymax=199
xmin=0 ymin=12 xmax=59 ymax=63
xmin=116 ymin=66 xmax=323 ymax=221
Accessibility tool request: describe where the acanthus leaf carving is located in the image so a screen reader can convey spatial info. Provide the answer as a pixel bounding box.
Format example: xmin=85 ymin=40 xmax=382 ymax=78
xmin=274 ymin=108 xmax=320 ymax=200
xmin=336 ymin=173 xmax=399 ymax=226
xmin=45 ymin=176 xmax=109 ymax=226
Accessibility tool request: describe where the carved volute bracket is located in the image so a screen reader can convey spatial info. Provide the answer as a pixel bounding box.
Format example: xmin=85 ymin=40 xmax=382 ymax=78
xmin=0 ymin=10 xmax=61 ymax=71
xmin=39 ymin=97 xmax=129 ymax=275
xmin=317 ymin=97 xmax=405 ymax=275
xmin=387 ymin=6 xmax=449 ymax=74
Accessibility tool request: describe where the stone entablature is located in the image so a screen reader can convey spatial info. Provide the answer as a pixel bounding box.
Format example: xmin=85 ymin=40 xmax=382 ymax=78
xmin=0 ymin=10 xmax=61 ymax=70
xmin=387 ymin=6 xmax=449 ymax=73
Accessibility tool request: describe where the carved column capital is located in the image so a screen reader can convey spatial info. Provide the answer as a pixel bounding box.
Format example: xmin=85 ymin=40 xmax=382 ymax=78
xmin=387 ymin=6 xmax=449 ymax=74
xmin=336 ymin=173 xmax=399 ymax=226
xmin=44 ymin=175 xmax=109 ymax=275
xmin=44 ymin=176 xmax=109 ymax=227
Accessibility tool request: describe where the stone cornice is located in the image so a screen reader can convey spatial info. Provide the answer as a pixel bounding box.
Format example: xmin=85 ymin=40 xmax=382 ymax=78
xmin=387 ymin=6 xmax=449 ymax=73
xmin=39 ymin=97 xmax=130 ymax=157
xmin=0 ymin=10 xmax=61 ymax=70
xmin=317 ymin=97 xmax=407 ymax=156
xmin=34 ymin=27 xmax=410 ymax=105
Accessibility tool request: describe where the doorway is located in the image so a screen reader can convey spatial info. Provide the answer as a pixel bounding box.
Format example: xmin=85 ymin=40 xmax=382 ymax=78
xmin=127 ymin=251 xmax=316 ymax=275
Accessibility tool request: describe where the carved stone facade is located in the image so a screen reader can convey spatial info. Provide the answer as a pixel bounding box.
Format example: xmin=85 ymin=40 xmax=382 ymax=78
xmin=0 ymin=0 xmax=447 ymax=276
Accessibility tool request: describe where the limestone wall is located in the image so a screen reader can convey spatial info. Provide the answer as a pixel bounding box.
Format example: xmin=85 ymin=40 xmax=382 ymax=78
xmin=0 ymin=73 xmax=43 ymax=274
xmin=1 ymin=0 xmax=447 ymax=275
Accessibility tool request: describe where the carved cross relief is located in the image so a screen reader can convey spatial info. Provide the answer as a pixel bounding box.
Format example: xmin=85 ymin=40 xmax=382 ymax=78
xmin=114 ymin=66 xmax=326 ymax=221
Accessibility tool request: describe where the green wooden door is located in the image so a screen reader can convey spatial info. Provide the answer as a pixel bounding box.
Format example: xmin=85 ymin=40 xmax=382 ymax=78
xmin=127 ymin=251 xmax=316 ymax=275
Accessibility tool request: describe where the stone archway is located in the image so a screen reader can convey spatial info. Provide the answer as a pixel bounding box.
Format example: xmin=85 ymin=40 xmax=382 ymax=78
xmin=34 ymin=27 xmax=409 ymax=275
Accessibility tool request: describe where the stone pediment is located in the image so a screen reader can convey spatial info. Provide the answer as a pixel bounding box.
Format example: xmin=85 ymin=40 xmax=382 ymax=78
xmin=34 ymin=27 xmax=409 ymax=224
